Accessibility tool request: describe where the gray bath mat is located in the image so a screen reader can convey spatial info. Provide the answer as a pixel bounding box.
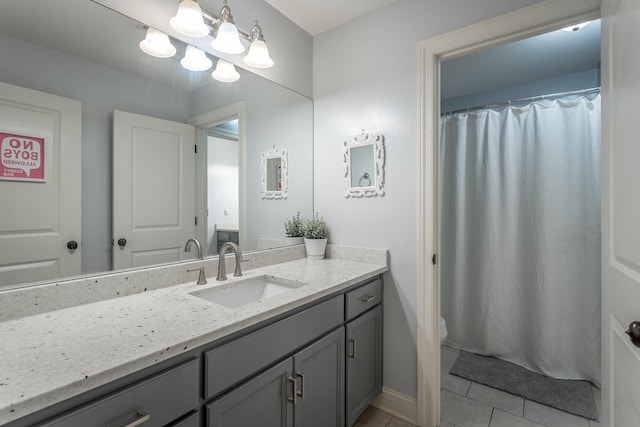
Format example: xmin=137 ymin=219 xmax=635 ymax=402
xmin=450 ymin=351 xmax=597 ymax=420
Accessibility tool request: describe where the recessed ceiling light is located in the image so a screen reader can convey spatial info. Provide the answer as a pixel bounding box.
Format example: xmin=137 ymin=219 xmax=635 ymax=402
xmin=561 ymin=21 xmax=591 ymax=32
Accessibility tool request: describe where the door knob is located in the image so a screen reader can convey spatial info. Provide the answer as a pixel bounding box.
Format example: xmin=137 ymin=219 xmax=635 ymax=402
xmin=66 ymin=240 xmax=78 ymax=250
xmin=117 ymin=238 xmax=127 ymax=247
xmin=625 ymin=321 xmax=640 ymax=348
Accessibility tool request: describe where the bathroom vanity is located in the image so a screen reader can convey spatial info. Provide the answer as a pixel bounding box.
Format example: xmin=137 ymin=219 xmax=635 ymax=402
xmin=0 ymin=247 xmax=386 ymax=427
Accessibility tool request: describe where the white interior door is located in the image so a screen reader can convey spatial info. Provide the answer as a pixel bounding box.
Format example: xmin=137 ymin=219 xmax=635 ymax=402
xmin=113 ymin=110 xmax=196 ymax=270
xmin=0 ymin=82 xmax=81 ymax=288
xmin=601 ymin=0 xmax=640 ymax=425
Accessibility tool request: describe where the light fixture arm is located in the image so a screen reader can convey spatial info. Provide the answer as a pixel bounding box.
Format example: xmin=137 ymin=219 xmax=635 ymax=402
xmin=200 ymin=4 xmax=253 ymax=42
xmin=249 ymin=21 xmax=265 ymax=42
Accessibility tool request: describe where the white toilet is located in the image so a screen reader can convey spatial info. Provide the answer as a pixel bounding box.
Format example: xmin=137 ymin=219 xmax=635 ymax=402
xmin=440 ymin=316 xmax=448 ymax=343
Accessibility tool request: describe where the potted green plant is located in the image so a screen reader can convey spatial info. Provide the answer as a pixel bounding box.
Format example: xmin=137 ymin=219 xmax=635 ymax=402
xmin=284 ymin=212 xmax=304 ymax=245
xmin=303 ymin=212 xmax=328 ymax=259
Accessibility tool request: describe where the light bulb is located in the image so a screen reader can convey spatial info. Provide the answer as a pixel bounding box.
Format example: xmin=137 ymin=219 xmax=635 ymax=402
xmin=212 ymin=59 xmax=240 ymax=82
xmin=180 ymin=45 xmax=213 ymax=71
xmin=170 ymin=0 xmax=209 ymax=38
xmin=244 ymin=39 xmax=273 ymax=68
xmin=212 ymin=22 xmax=245 ymax=54
xmin=139 ymin=28 xmax=176 ymax=58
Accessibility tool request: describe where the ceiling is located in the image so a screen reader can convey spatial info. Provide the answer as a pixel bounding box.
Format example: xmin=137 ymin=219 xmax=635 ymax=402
xmin=1 ymin=1 xmax=600 ymax=99
xmin=441 ymin=20 xmax=601 ymax=100
xmin=263 ymin=0 xmax=399 ymax=36
xmin=264 ymin=1 xmax=600 ymax=101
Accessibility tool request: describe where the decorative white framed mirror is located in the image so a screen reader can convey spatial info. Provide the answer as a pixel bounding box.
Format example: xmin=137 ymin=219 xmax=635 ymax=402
xmin=261 ymin=147 xmax=288 ymax=199
xmin=343 ymin=132 xmax=385 ymax=197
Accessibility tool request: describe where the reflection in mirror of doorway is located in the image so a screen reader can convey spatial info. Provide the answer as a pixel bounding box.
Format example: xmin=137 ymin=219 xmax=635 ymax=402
xmin=206 ymin=120 xmax=239 ymax=256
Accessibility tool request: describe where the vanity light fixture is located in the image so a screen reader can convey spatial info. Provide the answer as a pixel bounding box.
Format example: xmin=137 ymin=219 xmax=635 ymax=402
xmin=561 ymin=21 xmax=591 ymax=32
xmin=139 ymin=27 xmax=177 ymax=58
xmin=243 ymin=21 xmax=274 ymax=69
xmin=167 ymin=0 xmax=273 ymax=68
xmin=210 ymin=0 xmax=245 ymax=54
xmin=212 ymin=59 xmax=240 ymax=82
xmin=180 ymin=45 xmax=213 ymax=71
xmin=170 ymin=0 xmax=210 ymax=38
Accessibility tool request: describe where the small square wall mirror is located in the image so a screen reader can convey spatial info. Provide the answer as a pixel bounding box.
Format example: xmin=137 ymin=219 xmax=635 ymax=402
xmin=261 ymin=147 xmax=288 ymax=199
xmin=343 ymin=132 xmax=385 ymax=197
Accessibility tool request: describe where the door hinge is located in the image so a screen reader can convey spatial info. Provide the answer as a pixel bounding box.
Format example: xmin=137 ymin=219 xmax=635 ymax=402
xmin=194 ymin=144 xmax=198 ymax=154
xmin=432 ymin=254 xmax=437 ymax=265
xmin=195 ymin=216 xmax=198 ymax=226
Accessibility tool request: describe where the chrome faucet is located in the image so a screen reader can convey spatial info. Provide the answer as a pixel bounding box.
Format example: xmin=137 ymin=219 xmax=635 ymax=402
xmin=184 ymin=238 xmax=203 ymax=260
xmin=185 ymin=238 xmax=207 ymax=285
xmin=217 ymin=242 xmax=243 ymax=281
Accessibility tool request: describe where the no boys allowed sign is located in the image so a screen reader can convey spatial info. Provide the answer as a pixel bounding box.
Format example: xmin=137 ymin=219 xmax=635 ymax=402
xmin=0 ymin=132 xmax=45 ymax=182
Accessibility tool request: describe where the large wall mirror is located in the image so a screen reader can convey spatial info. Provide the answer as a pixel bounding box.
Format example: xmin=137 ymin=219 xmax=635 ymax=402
xmin=0 ymin=0 xmax=313 ymax=290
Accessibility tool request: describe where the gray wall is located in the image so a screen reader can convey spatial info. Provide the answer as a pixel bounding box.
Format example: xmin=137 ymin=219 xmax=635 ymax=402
xmin=188 ymin=74 xmax=314 ymax=251
xmin=442 ymin=68 xmax=600 ymax=113
xmin=0 ymin=33 xmax=189 ymax=275
xmin=313 ymin=0 xmax=544 ymax=399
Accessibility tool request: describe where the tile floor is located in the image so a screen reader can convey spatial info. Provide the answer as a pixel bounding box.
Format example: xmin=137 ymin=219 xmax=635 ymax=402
xmin=440 ymin=346 xmax=601 ymax=427
xmin=355 ymin=346 xmax=601 ymax=427
xmin=354 ymin=406 xmax=417 ymax=427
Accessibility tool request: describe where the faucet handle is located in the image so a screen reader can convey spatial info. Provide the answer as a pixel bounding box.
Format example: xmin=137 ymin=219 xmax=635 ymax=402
xmin=187 ymin=266 xmax=207 ymax=285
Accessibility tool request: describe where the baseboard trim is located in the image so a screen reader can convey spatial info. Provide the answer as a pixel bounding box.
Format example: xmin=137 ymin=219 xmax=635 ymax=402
xmin=371 ymin=386 xmax=418 ymax=425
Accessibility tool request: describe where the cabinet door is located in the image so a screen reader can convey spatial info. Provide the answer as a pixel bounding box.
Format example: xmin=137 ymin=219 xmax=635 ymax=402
xmin=293 ymin=328 xmax=345 ymax=427
xmin=346 ymin=305 xmax=383 ymax=426
xmin=207 ymin=358 xmax=294 ymax=427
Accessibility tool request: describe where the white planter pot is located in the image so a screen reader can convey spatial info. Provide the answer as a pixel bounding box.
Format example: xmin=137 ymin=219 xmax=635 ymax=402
xmin=304 ymin=238 xmax=327 ymax=259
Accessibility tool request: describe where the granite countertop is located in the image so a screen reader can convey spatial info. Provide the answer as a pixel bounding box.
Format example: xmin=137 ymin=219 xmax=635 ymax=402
xmin=0 ymin=257 xmax=387 ymax=425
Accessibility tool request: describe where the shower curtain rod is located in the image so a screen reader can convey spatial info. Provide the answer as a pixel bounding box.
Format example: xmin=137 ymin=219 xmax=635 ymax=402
xmin=441 ymin=86 xmax=601 ymax=116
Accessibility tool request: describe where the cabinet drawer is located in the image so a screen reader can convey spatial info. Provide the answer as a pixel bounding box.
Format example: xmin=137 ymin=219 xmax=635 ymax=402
xmin=345 ymin=278 xmax=382 ymax=321
xmin=44 ymin=358 xmax=199 ymax=427
xmin=204 ymin=295 xmax=344 ymax=399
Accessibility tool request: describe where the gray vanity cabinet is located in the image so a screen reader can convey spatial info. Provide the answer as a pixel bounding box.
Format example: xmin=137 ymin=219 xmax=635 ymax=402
xmin=42 ymin=358 xmax=199 ymax=427
xmin=345 ymin=279 xmax=383 ymax=427
xmin=9 ymin=275 xmax=383 ymax=427
xmin=293 ymin=327 xmax=345 ymax=427
xmin=207 ymin=327 xmax=345 ymax=427
xmin=207 ymin=358 xmax=295 ymax=426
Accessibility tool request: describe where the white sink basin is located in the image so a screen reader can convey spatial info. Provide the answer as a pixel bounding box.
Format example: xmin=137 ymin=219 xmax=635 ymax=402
xmin=189 ymin=275 xmax=308 ymax=308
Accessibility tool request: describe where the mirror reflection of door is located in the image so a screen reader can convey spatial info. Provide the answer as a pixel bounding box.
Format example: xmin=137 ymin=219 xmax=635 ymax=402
xmin=350 ymin=144 xmax=375 ymax=188
xmin=266 ymin=157 xmax=282 ymax=191
xmin=206 ymin=121 xmax=240 ymax=256
xmin=112 ymin=110 xmax=196 ymax=270
xmin=0 ymin=82 xmax=82 ymax=288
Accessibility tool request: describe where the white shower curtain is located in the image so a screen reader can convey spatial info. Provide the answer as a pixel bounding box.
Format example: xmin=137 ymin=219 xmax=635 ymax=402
xmin=440 ymin=95 xmax=601 ymax=385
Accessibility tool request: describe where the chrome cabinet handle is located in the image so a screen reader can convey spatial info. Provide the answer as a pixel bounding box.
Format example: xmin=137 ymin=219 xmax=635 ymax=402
xmin=360 ymin=295 xmax=375 ymax=303
xmin=296 ymin=372 xmax=305 ymax=398
xmin=348 ymin=339 xmax=357 ymax=358
xmin=123 ymin=411 xmax=151 ymax=427
xmin=626 ymin=321 xmax=640 ymax=348
xmin=288 ymin=376 xmax=297 ymax=404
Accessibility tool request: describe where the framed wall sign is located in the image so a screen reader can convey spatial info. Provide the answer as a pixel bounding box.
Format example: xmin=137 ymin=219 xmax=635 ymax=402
xmin=0 ymin=132 xmax=45 ymax=182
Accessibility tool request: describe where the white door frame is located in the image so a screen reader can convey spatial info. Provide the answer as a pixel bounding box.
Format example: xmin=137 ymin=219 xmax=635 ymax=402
xmin=417 ymin=0 xmax=601 ymax=425
xmin=190 ymin=102 xmax=247 ymax=251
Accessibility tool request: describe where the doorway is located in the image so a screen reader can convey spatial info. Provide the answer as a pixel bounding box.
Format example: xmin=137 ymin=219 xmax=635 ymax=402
xmin=206 ymin=120 xmax=240 ymax=256
xmin=438 ymin=22 xmax=601 ymax=427
xmin=416 ymin=2 xmax=602 ymax=426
